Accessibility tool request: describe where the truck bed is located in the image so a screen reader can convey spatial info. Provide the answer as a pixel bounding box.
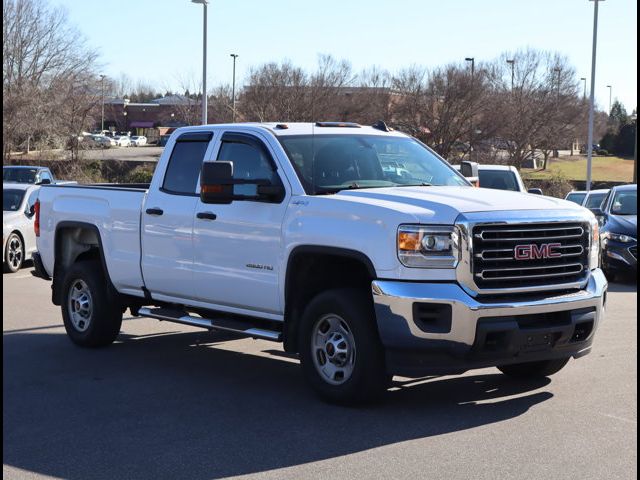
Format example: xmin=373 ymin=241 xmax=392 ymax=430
xmin=37 ymin=183 xmax=148 ymax=297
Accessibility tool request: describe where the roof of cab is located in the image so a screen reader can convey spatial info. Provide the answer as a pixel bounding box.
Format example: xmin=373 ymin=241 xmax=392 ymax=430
xmin=3 ymin=182 xmax=38 ymax=191
xmin=176 ymin=122 xmax=408 ymax=138
xmin=3 ymin=165 xmax=47 ymax=170
xmin=611 ymin=183 xmax=637 ymax=191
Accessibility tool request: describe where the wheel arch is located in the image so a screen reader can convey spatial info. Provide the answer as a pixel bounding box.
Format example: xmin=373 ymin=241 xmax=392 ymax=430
xmin=52 ymin=221 xmax=114 ymax=305
xmin=283 ymin=245 xmax=377 ymax=353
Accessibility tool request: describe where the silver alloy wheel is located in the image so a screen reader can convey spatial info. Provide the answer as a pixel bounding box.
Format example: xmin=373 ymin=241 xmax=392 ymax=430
xmin=311 ymin=314 xmax=357 ymax=385
xmin=68 ymin=279 xmax=93 ymax=332
xmin=7 ymin=234 xmax=23 ymax=271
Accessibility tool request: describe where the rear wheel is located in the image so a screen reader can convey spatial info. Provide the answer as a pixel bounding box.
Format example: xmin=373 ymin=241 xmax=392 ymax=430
xmin=61 ymin=259 xmax=123 ymax=347
xmin=4 ymin=233 xmax=24 ymax=273
xmin=498 ymin=357 xmax=570 ymax=379
xmin=299 ymin=288 xmax=388 ymax=404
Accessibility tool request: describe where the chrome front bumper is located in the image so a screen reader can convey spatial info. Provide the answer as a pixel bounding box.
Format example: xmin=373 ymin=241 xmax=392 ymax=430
xmin=371 ymin=269 xmax=608 ymax=376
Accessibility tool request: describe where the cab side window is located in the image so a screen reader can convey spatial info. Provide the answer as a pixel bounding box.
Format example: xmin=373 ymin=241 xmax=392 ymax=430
xmin=216 ymin=137 xmax=282 ymax=198
xmin=162 ymin=132 xmax=213 ymax=195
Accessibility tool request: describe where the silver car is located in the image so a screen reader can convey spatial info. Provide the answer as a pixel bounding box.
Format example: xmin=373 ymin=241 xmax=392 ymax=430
xmin=3 ymin=183 xmax=39 ymax=273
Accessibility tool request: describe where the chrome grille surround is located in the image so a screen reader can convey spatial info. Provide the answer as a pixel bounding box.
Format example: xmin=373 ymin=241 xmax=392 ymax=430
xmin=456 ymin=210 xmax=595 ymax=297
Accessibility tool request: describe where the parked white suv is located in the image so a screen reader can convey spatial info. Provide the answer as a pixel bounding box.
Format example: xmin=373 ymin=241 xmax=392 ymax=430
xmin=33 ymin=122 xmax=606 ymax=403
xmin=130 ymin=135 xmax=147 ymax=146
xmin=114 ymin=136 xmax=131 ymax=147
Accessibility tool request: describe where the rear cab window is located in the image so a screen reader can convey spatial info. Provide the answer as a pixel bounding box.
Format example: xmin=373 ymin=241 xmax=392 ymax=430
xmin=162 ymin=132 xmax=214 ymax=195
xmin=478 ymin=170 xmax=520 ymax=191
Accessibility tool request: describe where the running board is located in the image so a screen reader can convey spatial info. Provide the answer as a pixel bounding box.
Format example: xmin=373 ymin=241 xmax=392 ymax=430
xmin=138 ymin=307 xmax=282 ymax=342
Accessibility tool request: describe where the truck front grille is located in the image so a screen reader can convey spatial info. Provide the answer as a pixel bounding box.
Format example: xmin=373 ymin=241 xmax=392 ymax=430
xmin=472 ymin=222 xmax=590 ymax=290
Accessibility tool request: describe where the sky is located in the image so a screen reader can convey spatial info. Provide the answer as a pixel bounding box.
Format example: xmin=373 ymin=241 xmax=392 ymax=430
xmin=53 ymin=0 xmax=637 ymax=112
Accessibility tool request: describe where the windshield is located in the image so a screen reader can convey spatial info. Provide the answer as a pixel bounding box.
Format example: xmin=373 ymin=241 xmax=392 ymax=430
xmin=566 ymin=192 xmax=587 ymax=205
xmin=278 ymin=134 xmax=469 ymax=194
xmin=478 ymin=170 xmax=519 ymax=191
xmin=3 ymin=167 xmax=38 ymax=184
xmin=585 ymin=193 xmax=607 ymax=209
xmin=610 ymin=189 xmax=637 ymax=216
xmin=3 ymin=189 xmax=26 ymax=211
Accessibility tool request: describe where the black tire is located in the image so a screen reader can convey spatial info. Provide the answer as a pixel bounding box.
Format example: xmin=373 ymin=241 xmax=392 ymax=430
xmin=4 ymin=232 xmax=24 ymax=273
xmin=299 ymin=288 xmax=388 ymax=405
xmin=61 ymin=259 xmax=123 ymax=347
xmin=498 ymin=357 xmax=570 ymax=379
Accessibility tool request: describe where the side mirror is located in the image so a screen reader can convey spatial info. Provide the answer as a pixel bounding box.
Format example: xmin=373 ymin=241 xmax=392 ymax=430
xmin=36 ymin=178 xmax=51 ymax=185
xmin=200 ymin=161 xmax=234 ymax=204
xmin=528 ymin=188 xmax=544 ymax=195
xmin=200 ymin=161 xmax=285 ymax=204
xmin=460 ymin=160 xmax=479 ymax=178
xmin=26 ymin=205 xmax=35 ymax=217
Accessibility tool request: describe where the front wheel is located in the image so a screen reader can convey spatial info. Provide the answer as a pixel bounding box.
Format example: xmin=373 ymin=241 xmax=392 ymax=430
xmin=61 ymin=259 xmax=123 ymax=347
xmin=498 ymin=357 xmax=570 ymax=379
xmin=299 ymin=288 xmax=388 ymax=404
xmin=4 ymin=233 xmax=24 ymax=273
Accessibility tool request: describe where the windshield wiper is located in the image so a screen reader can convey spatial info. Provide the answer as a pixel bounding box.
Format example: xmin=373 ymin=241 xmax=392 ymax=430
xmin=394 ymin=182 xmax=433 ymax=187
xmin=314 ymin=183 xmax=391 ymax=195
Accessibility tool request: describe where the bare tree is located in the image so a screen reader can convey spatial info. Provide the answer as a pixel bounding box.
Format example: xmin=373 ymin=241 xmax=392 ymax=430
xmin=57 ymin=72 xmax=102 ymax=159
xmin=3 ymin=0 xmax=99 ymax=160
xmin=492 ymin=50 xmax=583 ymax=169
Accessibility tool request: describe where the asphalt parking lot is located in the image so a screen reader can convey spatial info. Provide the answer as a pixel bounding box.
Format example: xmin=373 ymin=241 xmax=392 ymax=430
xmin=3 ymin=267 xmax=637 ymax=480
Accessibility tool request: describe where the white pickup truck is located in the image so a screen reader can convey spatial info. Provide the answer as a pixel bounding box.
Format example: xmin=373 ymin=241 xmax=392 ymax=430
xmin=33 ymin=122 xmax=607 ymax=403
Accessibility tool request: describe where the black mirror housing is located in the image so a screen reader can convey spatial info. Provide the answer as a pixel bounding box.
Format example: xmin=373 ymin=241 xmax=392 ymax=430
xmin=460 ymin=161 xmax=479 ymax=178
xmin=200 ymin=161 xmax=285 ymax=204
xmin=200 ymin=161 xmax=234 ymax=204
xmin=528 ymin=188 xmax=544 ymax=195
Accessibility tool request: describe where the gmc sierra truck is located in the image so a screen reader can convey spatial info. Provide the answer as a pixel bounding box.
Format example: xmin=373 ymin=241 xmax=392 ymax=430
xmin=33 ymin=121 xmax=607 ymax=404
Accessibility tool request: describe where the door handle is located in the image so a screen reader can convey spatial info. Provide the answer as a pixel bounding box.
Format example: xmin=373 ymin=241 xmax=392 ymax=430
xmin=145 ymin=207 xmax=164 ymax=216
xmin=196 ymin=211 xmax=217 ymax=220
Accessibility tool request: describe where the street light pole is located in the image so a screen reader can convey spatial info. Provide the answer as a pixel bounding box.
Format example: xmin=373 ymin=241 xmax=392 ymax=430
xmin=100 ymin=74 xmax=106 ymax=132
xmin=580 ymin=77 xmax=587 ymax=99
xmin=586 ymin=0 xmax=603 ymax=192
xmin=506 ymin=59 xmax=515 ymax=90
xmin=192 ymin=0 xmax=209 ymax=125
xmin=465 ymin=57 xmax=475 ymax=77
xmin=606 ymin=84 xmax=612 ymax=114
xmin=230 ymin=53 xmax=238 ymax=122
xmin=465 ymin=57 xmax=475 ymax=160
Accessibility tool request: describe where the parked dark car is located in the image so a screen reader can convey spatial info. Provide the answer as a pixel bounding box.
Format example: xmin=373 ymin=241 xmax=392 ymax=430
xmin=595 ymin=184 xmax=637 ymax=280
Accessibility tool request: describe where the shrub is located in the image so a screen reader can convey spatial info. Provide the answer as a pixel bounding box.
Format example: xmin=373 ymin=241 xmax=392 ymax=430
xmin=124 ymin=166 xmax=154 ymax=184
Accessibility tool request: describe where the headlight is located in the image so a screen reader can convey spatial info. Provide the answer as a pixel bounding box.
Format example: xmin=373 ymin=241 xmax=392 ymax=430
xmin=398 ymin=225 xmax=460 ymax=268
xmin=604 ymin=232 xmax=637 ymax=243
xmin=589 ymin=218 xmax=600 ymax=270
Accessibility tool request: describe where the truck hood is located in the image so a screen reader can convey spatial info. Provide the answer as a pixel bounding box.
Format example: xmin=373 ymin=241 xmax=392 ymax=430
xmin=335 ymin=186 xmax=584 ymax=223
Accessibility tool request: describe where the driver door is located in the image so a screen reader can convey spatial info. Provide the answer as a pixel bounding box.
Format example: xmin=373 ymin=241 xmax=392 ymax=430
xmin=192 ymin=131 xmax=289 ymax=316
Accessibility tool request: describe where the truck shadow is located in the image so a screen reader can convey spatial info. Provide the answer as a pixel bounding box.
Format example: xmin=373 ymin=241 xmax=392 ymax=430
xmin=4 ymin=329 xmax=552 ymax=480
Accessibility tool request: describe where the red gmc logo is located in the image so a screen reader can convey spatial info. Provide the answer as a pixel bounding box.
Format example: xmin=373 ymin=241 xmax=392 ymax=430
xmin=514 ymin=243 xmax=563 ymax=260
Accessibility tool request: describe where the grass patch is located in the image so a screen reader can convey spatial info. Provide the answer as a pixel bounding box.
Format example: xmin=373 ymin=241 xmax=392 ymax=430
xmin=522 ymin=156 xmax=634 ymax=182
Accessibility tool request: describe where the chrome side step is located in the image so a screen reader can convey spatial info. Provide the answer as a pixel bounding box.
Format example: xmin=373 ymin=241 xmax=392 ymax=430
xmin=138 ymin=307 xmax=282 ymax=342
